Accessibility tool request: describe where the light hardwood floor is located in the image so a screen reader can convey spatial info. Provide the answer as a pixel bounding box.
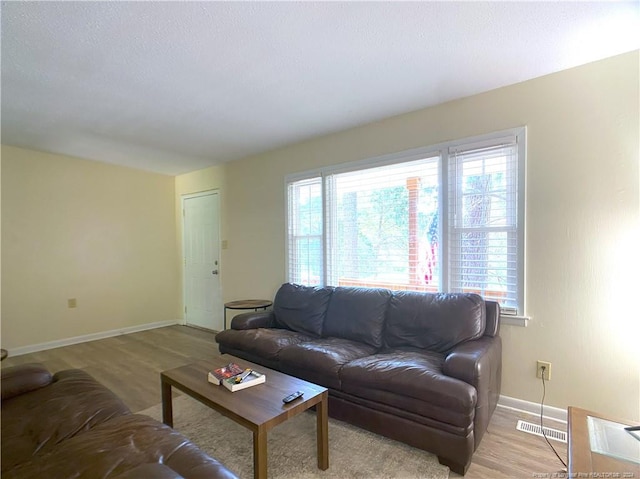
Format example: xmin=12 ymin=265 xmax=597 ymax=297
xmin=1 ymin=325 xmax=568 ymax=478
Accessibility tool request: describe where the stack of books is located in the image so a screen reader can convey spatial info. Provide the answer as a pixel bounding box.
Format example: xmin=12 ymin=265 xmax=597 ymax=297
xmin=207 ymin=362 xmax=266 ymax=392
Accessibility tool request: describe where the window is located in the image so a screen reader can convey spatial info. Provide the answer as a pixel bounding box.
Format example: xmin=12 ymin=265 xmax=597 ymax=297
xmin=448 ymin=137 xmax=522 ymax=313
xmin=287 ymin=177 xmax=323 ymax=285
xmin=286 ymin=129 xmax=525 ymax=315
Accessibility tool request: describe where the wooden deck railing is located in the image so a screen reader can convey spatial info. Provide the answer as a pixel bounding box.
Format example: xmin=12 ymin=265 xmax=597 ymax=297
xmin=337 ymin=278 xmax=507 ymax=300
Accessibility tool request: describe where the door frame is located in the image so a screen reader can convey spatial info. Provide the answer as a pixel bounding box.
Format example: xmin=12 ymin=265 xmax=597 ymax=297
xmin=181 ymin=189 xmax=222 ymax=328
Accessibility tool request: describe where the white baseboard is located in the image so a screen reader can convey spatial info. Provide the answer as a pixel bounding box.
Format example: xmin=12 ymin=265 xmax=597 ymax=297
xmin=7 ymin=319 xmax=180 ymax=357
xmin=498 ymin=394 xmax=567 ymax=423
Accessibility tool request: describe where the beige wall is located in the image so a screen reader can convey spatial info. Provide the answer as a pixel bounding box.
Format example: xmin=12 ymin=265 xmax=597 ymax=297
xmin=178 ymin=51 xmax=639 ymax=419
xmin=1 ymin=146 xmax=179 ymax=349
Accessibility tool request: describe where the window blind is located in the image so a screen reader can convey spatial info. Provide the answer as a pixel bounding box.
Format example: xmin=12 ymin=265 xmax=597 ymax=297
xmin=287 ymin=177 xmax=323 ymax=285
xmin=325 ymin=156 xmax=440 ymax=291
xmin=448 ymin=139 xmax=520 ymax=311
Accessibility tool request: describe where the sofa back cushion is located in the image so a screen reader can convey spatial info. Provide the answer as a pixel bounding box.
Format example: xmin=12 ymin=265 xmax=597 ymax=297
xmin=323 ymin=287 xmax=392 ymax=348
xmin=384 ymin=292 xmax=485 ymax=353
xmin=273 ymin=283 xmax=333 ymax=337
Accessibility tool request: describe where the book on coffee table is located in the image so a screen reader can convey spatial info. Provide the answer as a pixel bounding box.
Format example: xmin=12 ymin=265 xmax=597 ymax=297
xmin=222 ymin=369 xmax=266 ymax=392
xmin=207 ymin=363 xmax=245 ymax=385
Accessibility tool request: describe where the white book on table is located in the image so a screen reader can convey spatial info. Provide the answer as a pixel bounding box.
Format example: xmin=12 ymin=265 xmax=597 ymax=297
xmin=222 ymin=370 xmax=266 ymax=392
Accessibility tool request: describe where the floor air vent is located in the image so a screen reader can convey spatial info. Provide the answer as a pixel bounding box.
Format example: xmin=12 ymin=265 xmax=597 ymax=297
xmin=516 ymin=420 xmax=567 ymax=443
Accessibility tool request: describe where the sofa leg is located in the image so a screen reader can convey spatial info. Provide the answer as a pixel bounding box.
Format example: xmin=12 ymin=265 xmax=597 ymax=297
xmin=437 ymin=456 xmax=470 ymax=475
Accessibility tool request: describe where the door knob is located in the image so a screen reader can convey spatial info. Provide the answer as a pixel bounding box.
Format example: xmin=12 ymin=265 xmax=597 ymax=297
xmin=212 ymin=270 xmax=219 ymax=275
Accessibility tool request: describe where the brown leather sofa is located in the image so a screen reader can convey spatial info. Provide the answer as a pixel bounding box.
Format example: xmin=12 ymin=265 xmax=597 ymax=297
xmin=1 ymin=363 xmax=238 ymax=479
xmin=216 ymin=283 xmax=502 ymax=475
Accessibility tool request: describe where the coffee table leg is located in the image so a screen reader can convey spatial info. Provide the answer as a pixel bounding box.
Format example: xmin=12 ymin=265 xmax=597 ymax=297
xmin=253 ymin=428 xmax=267 ymax=479
xmin=317 ymin=392 xmax=329 ymax=470
xmin=161 ymin=378 xmax=173 ymax=428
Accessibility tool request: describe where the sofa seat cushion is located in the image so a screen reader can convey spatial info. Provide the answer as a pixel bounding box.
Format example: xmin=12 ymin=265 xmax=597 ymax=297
xmin=215 ymin=328 xmax=314 ymax=361
xmin=112 ymin=463 xmax=187 ymax=479
xmin=1 ymin=369 xmax=131 ymax=473
xmin=279 ymin=338 xmax=377 ymax=390
xmin=339 ymin=350 xmax=477 ymax=428
xmin=2 ymin=414 xmax=238 ymax=479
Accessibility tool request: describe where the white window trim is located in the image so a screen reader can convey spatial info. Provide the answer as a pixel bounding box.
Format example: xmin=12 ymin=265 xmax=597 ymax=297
xmin=284 ymin=127 xmax=527 ymax=317
xmin=502 ymin=315 xmax=530 ymax=327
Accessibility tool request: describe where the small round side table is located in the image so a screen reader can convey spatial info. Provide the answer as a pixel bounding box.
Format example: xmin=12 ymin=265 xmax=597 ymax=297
xmin=224 ymin=299 xmax=272 ymax=330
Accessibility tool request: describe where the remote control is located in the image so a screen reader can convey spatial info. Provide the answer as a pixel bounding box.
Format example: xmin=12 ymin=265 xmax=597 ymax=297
xmin=282 ymin=391 xmax=304 ymax=403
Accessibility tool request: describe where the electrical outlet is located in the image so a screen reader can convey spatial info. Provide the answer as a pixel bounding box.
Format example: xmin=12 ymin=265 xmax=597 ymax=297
xmin=536 ymin=360 xmax=551 ymax=380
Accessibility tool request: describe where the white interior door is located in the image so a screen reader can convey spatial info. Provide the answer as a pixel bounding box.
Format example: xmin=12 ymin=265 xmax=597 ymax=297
xmin=183 ymin=191 xmax=222 ymax=331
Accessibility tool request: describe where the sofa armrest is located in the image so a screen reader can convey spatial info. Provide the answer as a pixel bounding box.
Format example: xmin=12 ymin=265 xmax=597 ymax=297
xmin=443 ymin=336 xmax=502 ymax=447
xmin=231 ymin=311 xmax=275 ymax=330
xmin=443 ymin=337 xmax=500 ymax=386
xmin=1 ymin=362 xmax=53 ymax=400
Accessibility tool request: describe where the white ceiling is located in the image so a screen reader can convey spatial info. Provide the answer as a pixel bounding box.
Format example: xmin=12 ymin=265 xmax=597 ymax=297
xmin=1 ymin=1 xmax=638 ymax=176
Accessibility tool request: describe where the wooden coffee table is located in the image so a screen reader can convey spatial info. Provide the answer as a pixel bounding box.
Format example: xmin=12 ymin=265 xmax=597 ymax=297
xmin=161 ymin=358 xmax=329 ymax=479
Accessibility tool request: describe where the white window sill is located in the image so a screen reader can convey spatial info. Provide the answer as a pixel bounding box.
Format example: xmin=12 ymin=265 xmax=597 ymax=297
xmin=500 ymin=315 xmax=530 ymax=327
